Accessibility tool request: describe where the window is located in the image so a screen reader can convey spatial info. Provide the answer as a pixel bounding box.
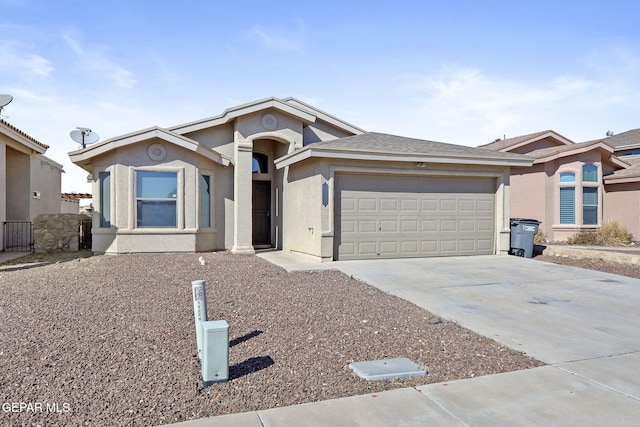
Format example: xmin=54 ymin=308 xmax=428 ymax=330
xmin=252 ymin=153 xmax=268 ymax=174
xmin=200 ymin=175 xmax=211 ymax=228
xmin=558 ymin=166 xmax=600 ymax=226
xmin=559 ymin=187 xmax=575 ymax=224
xmin=99 ymin=172 xmax=111 ymax=228
xmin=582 ymin=164 xmax=599 ymax=225
xmin=560 ymin=172 xmax=576 ymax=183
xmin=583 ymin=187 xmax=598 ymax=225
xmin=583 ymin=164 xmax=598 ymax=182
xmin=136 ymin=171 xmax=177 ymax=227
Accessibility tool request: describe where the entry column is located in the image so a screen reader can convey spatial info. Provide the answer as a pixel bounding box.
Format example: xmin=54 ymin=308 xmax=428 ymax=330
xmin=231 ymin=139 xmax=255 ymax=254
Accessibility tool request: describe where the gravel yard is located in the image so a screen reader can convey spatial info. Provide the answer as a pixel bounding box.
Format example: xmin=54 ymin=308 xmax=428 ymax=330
xmin=534 ymin=254 xmax=640 ymax=279
xmin=0 ymin=252 xmax=542 ymax=426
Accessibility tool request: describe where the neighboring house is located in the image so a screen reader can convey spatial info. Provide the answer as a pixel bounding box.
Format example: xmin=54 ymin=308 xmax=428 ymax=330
xmin=69 ymin=97 xmax=532 ymax=260
xmin=1 ymin=119 xmax=63 ymax=249
xmin=481 ymin=130 xmax=640 ymax=241
xmin=61 ymin=193 xmax=93 ymax=215
xmin=598 ymin=129 xmax=640 ymax=238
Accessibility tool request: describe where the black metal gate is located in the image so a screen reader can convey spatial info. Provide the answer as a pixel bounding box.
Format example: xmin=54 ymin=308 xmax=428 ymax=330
xmin=79 ymin=218 xmax=92 ymax=250
xmin=3 ymin=221 xmax=34 ymax=252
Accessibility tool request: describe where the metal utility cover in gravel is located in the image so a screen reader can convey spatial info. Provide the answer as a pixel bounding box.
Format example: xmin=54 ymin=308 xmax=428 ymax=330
xmin=349 ymin=357 xmax=427 ymax=380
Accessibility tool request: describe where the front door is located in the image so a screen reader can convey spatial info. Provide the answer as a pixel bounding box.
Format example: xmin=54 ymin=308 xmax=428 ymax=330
xmin=252 ymin=181 xmax=271 ymax=247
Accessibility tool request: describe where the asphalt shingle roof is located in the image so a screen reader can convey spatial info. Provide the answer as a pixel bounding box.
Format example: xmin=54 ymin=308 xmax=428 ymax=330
xmin=599 ymin=129 xmax=640 ymax=148
xmin=479 ymin=130 xmax=554 ymax=151
xmin=524 ymin=140 xmax=604 ymax=160
xmin=310 ymin=132 xmax=531 ymax=162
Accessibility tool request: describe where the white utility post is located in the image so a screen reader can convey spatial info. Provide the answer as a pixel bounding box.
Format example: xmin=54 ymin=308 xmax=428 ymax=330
xmin=191 ymin=279 xmax=229 ymax=387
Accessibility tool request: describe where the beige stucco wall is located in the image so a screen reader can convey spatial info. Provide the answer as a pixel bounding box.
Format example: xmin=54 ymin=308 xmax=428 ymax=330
xmin=282 ymin=158 xmax=324 ymax=257
xmin=302 ymin=121 xmax=354 ymax=145
xmin=604 ymin=183 xmax=640 ymax=239
xmin=282 ymin=159 xmax=512 ymax=261
xmin=6 ymin=146 xmax=30 ymax=221
xmin=30 ymin=156 xmax=62 ymax=218
xmin=0 ymin=141 xmax=5 ymax=245
xmin=183 ymin=124 xmax=235 ymax=160
xmin=89 ymin=138 xmax=231 ymax=254
xmin=509 ymin=165 xmax=548 ymax=233
xmin=61 ymin=198 xmax=80 ymax=213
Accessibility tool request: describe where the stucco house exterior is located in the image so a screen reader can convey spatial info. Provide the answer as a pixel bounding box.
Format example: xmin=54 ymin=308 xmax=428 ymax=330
xmin=481 ymin=130 xmax=640 ymax=242
xmin=1 ymin=119 xmax=63 ymax=249
xmin=69 ymin=97 xmax=532 ymax=260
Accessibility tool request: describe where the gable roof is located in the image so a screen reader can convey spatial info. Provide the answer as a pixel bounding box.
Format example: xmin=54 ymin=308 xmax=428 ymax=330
xmin=0 ymin=119 xmax=49 ymax=154
xmin=604 ymin=166 xmax=640 ymax=184
xmin=69 ymin=126 xmax=232 ymax=171
xmin=603 ymin=155 xmax=640 ymax=184
xmin=169 ymin=96 xmax=365 ymax=136
xmin=522 ymin=140 xmax=629 ymax=168
xmin=480 ymin=130 xmax=574 ymax=152
xmin=599 ymin=128 xmax=640 ymax=150
xmin=275 ymin=132 xmax=534 ymax=169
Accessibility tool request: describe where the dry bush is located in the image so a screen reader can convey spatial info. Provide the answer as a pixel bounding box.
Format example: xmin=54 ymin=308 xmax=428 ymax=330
xmin=567 ymin=230 xmax=598 ymax=245
xmin=567 ymin=219 xmax=633 ymax=246
xmin=534 ymin=230 xmax=547 ymax=244
xmin=596 ymin=219 xmax=633 ymax=246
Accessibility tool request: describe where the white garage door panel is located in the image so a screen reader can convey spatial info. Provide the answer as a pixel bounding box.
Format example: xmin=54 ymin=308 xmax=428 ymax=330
xmin=335 ymin=174 xmax=496 ymax=260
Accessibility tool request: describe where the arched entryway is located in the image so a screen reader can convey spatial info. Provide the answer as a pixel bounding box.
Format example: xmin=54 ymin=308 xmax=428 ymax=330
xmin=252 ymin=152 xmax=271 ymax=247
xmin=251 ymin=138 xmax=289 ymax=249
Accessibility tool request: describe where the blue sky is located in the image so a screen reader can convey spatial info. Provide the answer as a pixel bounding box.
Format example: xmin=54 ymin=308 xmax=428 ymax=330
xmin=2 ymin=0 xmax=639 ymax=192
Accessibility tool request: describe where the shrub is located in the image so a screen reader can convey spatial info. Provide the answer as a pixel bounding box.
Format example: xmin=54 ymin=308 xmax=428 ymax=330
xmin=534 ymin=230 xmax=547 ymax=244
xmin=567 ymin=219 xmax=633 ymax=246
xmin=567 ymin=230 xmax=598 ymax=245
xmin=596 ymin=219 xmax=633 ymax=246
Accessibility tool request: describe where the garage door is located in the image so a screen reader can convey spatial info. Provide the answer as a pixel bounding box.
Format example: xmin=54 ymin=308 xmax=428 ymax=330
xmin=335 ymin=174 xmax=496 ymax=260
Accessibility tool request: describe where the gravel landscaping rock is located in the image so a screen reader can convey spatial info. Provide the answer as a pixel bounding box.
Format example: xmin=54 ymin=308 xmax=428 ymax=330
xmin=0 ymin=253 xmax=542 ymax=426
xmin=535 ymin=253 xmax=640 ymax=279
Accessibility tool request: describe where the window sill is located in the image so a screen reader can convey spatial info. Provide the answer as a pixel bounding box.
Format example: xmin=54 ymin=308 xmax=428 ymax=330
xmin=551 ymin=224 xmax=600 ymax=230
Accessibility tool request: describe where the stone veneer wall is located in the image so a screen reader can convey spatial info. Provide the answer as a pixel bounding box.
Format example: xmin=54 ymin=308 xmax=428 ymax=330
xmin=33 ymin=213 xmax=88 ymax=252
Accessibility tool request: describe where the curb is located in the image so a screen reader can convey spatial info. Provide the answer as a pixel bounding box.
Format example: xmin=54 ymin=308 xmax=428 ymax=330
xmin=541 ymin=245 xmax=640 ymax=265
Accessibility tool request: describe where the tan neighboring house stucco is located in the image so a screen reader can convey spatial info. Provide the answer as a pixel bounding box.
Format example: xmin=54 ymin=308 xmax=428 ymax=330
xmin=481 ymin=129 xmax=640 ymax=242
xmin=1 ymin=119 xmax=63 ymax=249
xmin=69 ymin=97 xmax=532 ymax=260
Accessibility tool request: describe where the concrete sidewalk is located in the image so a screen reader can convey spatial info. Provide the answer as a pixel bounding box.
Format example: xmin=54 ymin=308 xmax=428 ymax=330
xmin=171 ymin=252 xmax=640 ymax=426
xmin=0 ymin=251 xmax=31 ymax=264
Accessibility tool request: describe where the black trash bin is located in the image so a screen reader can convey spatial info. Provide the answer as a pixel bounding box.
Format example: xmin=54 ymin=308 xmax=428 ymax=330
xmin=510 ymin=218 xmax=540 ymax=258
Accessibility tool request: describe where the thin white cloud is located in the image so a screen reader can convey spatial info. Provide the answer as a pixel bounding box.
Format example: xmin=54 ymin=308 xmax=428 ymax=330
xmin=62 ymin=33 xmax=83 ymax=55
xmin=394 ymin=56 xmax=640 ymax=145
xmin=0 ymin=41 xmax=55 ymax=76
xmin=63 ymin=32 xmax=137 ymax=89
xmin=248 ymin=25 xmax=303 ymax=52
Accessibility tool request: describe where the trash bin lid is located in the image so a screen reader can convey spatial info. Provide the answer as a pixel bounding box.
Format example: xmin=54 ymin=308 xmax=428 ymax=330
xmin=510 ymin=218 xmax=541 ymax=224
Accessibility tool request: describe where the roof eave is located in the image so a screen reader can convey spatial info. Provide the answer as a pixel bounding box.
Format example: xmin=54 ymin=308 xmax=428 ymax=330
xmin=498 ymin=130 xmax=574 ymax=153
xmin=532 ymin=142 xmax=614 ymax=164
xmin=69 ymin=127 xmax=231 ymax=171
xmin=168 ymin=97 xmax=318 ymax=134
xmin=0 ymin=121 xmax=48 ymax=154
xmin=276 ymin=148 xmax=533 ymax=169
xmin=604 ymin=175 xmax=640 ymax=185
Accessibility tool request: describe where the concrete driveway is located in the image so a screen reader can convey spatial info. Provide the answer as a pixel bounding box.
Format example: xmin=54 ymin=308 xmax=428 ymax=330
xmin=330 ymin=255 xmax=640 ymax=365
xmin=329 ymin=255 xmax=640 ymax=424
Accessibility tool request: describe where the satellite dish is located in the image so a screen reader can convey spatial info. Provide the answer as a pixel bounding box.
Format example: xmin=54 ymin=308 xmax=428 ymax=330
xmin=0 ymin=94 xmax=13 ymax=118
xmin=70 ymin=127 xmax=100 ymax=148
